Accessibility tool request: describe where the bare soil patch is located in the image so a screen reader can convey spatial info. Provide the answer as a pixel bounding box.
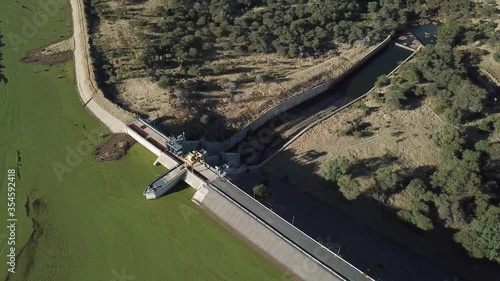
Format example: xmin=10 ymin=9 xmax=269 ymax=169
xmin=95 ymin=133 xmax=136 ymax=162
xmin=22 ymin=38 xmax=74 ymax=65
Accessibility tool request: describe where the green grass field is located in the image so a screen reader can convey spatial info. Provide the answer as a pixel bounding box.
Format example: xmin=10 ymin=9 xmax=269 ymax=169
xmin=0 ymin=1 xmax=286 ymax=280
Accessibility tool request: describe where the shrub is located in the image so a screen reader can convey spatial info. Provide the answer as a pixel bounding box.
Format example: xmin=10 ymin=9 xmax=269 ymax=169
xmin=337 ymin=175 xmax=362 ymax=200
xmin=431 ymin=126 xmax=464 ymax=154
xmin=200 ymin=114 xmax=210 ymax=125
xmin=321 ymin=157 xmax=350 ymax=183
xmin=255 ymin=74 xmax=267 ymax=83
xmin=397 ymin=210 xmax=434 ymax=231
xmin=223 ymin=82 xmax=237 ymax=93
xmin=489 ymin=143 xmax=500 ymax=160
xmin=375 ymin=167 xmax=399 ymax=192
xmin=212 ymin=63 xmax=228 ymax=75
xmin=385 ymin=83 xmax=407 ymax=109
xmin=158 ymin=76 xmax=174 ymax=89
xmin=474 ymin=140 xmax=491 ymax=153
xmin=494 ymin=117 xmax=500 ymax=132
xmin=494 ymin=51 xmax=500 ymax=63
xmin=353 ymin=101 xmax=370 ymax=116
xmin=375 ymin=75 xmax=389 ymax=87
xmin=253 ymin=184 xmax=269 ymax=198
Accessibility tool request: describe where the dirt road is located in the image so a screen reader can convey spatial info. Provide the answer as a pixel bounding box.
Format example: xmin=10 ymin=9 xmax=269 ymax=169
xmin=69 ymin=0 xmax=134 ymax=133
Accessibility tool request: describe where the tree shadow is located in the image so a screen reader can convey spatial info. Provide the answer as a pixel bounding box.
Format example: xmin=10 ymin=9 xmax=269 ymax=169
xmin=463 ymin=125 xmax=490 ymax=148
xmin=349 ymin=154 xmax=399 ymax=178
xmin=261 ymin=149 xmax=500 ymax=281
xmin=402 ymin=93 xmax=424 ymax=111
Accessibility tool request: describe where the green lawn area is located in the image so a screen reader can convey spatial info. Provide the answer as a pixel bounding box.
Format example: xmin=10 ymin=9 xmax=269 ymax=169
xmin=0 ymin=1 xmax=286 ymax=280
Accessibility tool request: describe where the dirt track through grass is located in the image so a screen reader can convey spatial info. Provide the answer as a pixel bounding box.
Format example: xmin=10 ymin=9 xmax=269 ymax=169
xmin=0 ymin=1 xmax=286 ymax=280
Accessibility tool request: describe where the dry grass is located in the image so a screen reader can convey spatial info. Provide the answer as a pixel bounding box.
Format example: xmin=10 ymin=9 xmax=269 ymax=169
xmin=479 ymin=51 xmax=500 ymax=85
xmin=40 ymin=38 xmax=74 ymax=55
xmin=266 ymin=96 xmax=445 ymax=193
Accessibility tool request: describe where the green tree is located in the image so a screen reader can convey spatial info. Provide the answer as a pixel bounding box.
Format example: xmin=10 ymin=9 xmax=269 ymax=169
xmin=432 ymin=126 xmax=464 ymax=154
xmin=431 ymin=154 xmax=481 ymax=197
xmin=434 ymin=194 xmax=468 ymax=228
xmin=375 ymin=167 xmax=399 ymax=192
xmin=375 ymin=75 xmax=389 ymax=87
xmin=337 ymin=175 xmax=362 ymax=200
xmin=405 ymin=179 xmax=432 ymax=202
xmin=454 ymin=206 xmax=500 ymax=263
xmin=385 ymin=83 xmax=407 ymax=109
xmin=437 ymin=22 xmax=461 ymax=46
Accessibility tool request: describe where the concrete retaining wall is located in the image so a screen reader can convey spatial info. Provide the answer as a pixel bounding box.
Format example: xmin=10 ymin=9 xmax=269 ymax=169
xmin=154 ymin=153 xmax=180 ymax=169
xmin=199 ymin=185 xmax=344 ymax=281
xmin=183 ymin=171 xmax=206 ymax=190
xmin=221 ymin=36 xmax=392 ymax=151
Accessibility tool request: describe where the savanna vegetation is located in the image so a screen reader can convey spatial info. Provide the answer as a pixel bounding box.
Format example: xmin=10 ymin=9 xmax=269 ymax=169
xmin=88 ymin=0 xmax=472 ymax=89
xmin=322 ymin=0 xmax=500 ymax=264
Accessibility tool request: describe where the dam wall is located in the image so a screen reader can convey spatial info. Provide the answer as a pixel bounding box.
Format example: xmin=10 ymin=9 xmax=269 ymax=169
xmin=123 ymin=120 xmax=373 ymax=281
xmin=198 ymin=184 xmax=346 ymax=281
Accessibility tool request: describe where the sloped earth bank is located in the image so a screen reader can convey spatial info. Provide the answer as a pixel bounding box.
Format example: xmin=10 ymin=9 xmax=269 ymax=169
xmin=255 ymin=90 xmax=500 ymax=280
xmin=21 ymin=38 xmax=74 ymax=65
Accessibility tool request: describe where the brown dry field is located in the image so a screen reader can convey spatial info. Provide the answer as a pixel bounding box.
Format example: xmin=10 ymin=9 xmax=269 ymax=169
xmin=90 ymin=0 xmax=374 ymax=137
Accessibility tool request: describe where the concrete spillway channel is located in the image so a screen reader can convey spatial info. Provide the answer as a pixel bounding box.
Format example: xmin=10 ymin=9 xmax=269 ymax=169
xmin=231 ymin=42 xmax=414 ymax=166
